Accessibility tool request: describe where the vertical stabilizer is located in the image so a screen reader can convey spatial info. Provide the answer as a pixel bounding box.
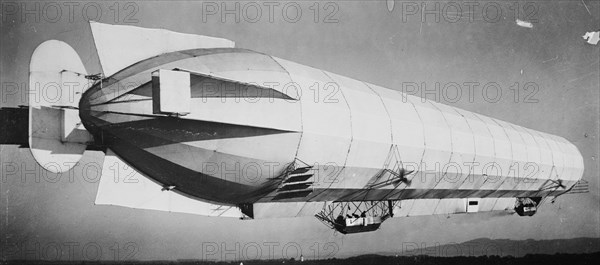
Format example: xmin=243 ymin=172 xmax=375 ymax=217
xmin=89 ymin=21 xmax=235 ymax=77
xmin=95 ymin=149 xmax=245 ymax=218
xmin=28 ymin=40 xmax=93 ymax=173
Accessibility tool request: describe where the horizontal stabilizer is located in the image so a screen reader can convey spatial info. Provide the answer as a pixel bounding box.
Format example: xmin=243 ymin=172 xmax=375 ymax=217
xmin=1 ymin=107 xmax=28 ymax=146
xmin=90 ymin=21 xmax=235 ymax=77
xmin=95 ymin=149 xmax=245 ymax=218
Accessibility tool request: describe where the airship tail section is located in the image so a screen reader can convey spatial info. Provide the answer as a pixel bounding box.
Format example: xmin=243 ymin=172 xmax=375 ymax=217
xmin=94 ymin=149 xmax=246 ymax=218
xmin=29 ymin=40 xmax=94 ymax=173
xmin=89 ymin=21 xmax=235 ymax=77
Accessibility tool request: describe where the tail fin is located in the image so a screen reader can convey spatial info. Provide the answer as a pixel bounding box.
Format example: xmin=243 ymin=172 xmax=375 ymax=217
xmin=89 ymin=21 xmax=235 ymax=77
xmin=95 ymin=149 xmax=245 ymax=218
xmin=28 ymin=40 xmax=93 ymax=173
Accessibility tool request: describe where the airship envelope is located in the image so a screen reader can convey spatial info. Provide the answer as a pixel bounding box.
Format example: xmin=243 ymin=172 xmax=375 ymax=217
xmin=26 ymin=21 xmax=586 ymax=233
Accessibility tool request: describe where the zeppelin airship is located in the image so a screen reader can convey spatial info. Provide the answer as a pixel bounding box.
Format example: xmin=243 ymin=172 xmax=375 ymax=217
xmin=27 ymin=21 xmax=587 ymax=234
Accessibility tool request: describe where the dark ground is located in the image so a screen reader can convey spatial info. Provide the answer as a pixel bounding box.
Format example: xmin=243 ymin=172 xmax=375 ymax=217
xmin=4 ymin=252 xmax=600 ymax=265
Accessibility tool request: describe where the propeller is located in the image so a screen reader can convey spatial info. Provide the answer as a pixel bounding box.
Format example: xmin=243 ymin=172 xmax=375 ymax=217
xmin=550 ymin=179 xmax=566 ymax=189
xmin=161 ymin=185 xmax=176 ymax=191
xmin=392 ymin=168 xmax=414 ymax=186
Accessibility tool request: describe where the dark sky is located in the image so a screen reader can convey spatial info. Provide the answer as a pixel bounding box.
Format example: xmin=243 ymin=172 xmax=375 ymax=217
xmin=1 ymin=0 xmax=599 ymax=261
